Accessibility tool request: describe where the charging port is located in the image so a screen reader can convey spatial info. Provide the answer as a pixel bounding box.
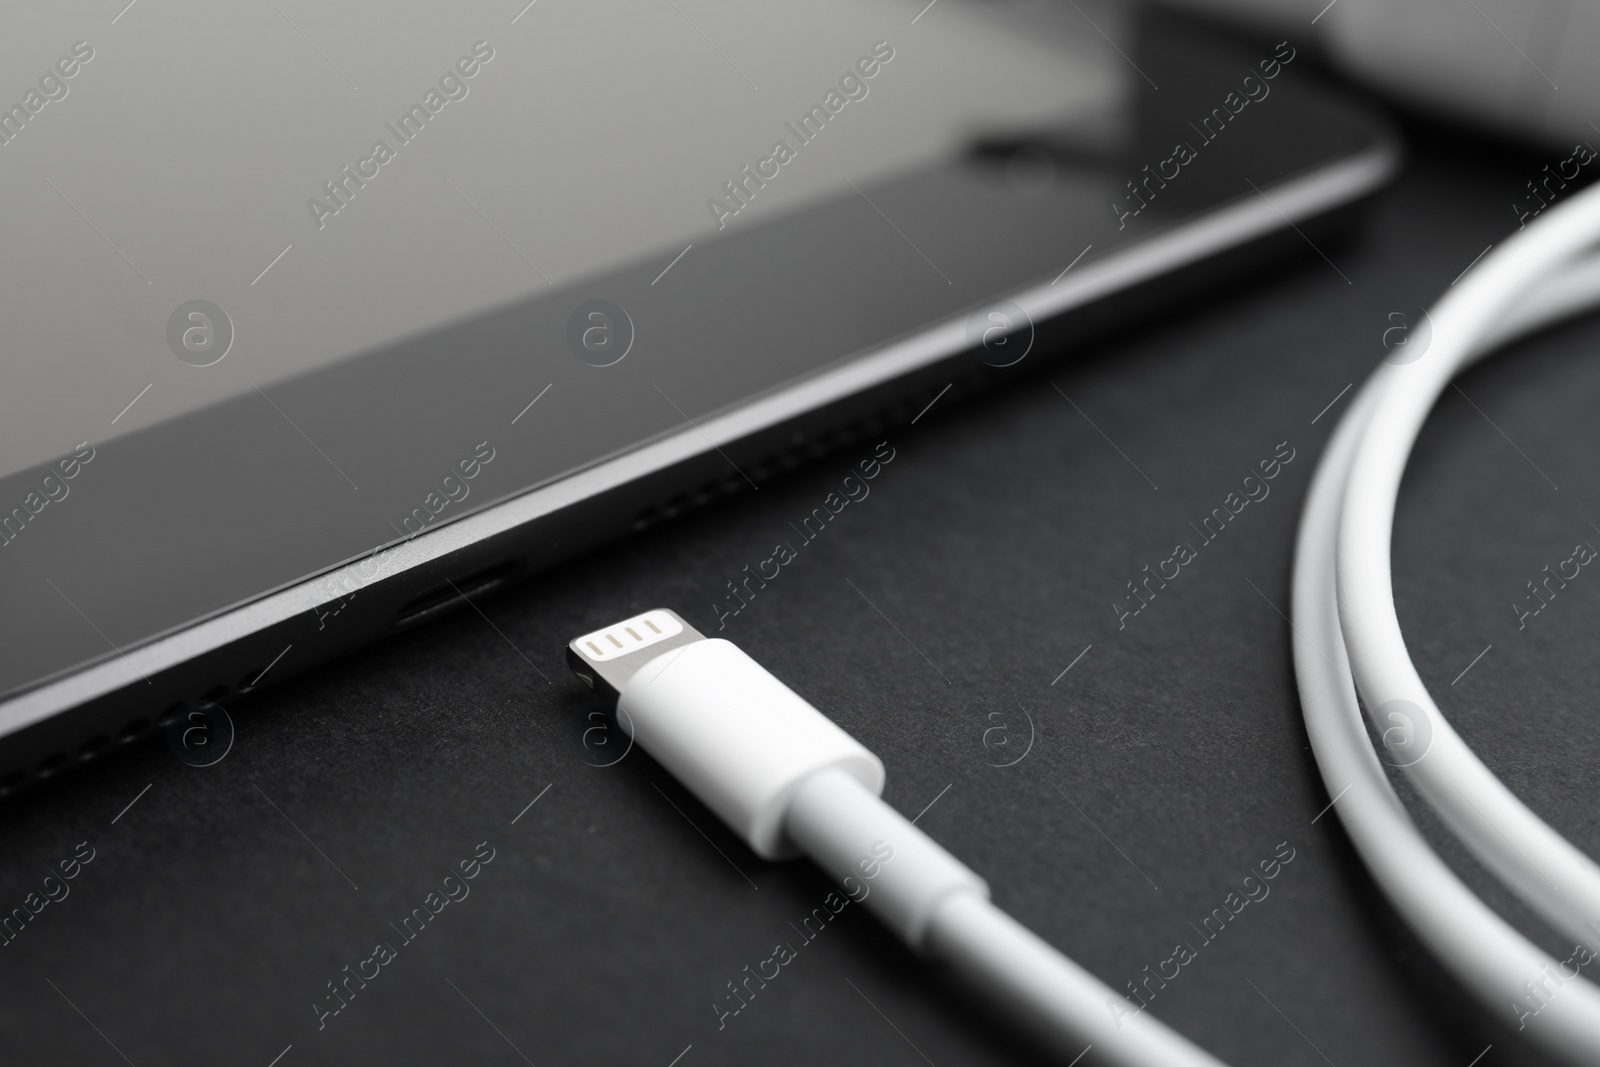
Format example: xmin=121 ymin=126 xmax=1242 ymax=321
xmin=393 ymin=560 xmax=519 ymax=629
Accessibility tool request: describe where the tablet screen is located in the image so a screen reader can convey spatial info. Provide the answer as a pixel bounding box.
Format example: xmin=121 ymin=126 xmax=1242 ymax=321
xmin=0 ymin=0 xmax=1116 ymax=476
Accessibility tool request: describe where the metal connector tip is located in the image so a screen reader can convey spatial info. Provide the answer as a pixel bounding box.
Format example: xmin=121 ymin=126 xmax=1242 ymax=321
xmin=566 ymin=608 xmax=705 ymax=698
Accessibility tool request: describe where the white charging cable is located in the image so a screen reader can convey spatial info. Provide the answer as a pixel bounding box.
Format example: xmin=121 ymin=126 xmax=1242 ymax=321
xmin=568 ymin=609 xmax=1228 ymax=1067
xmin=1294 ymin=181 xmax=1600 ymax=1066
xmin=565 ymin=185 xmax=1600 ymax=1064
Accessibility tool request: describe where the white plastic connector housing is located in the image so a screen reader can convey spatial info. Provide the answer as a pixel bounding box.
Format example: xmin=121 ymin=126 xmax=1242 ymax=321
xmin=575 ymin=616 xmax=1228 ymax=1064
xmin=617 ymin=639 xmax=885 ymax=859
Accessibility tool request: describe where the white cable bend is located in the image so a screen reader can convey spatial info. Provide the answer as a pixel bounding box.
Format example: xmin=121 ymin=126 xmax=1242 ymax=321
xmin=1298 ymin=181 xmax=1600 ymax=1064
xmin=1296 ymin=376 xmax=1600 ymax=1063
xmin=1337 ymin=184 xmax=1600 ymax=953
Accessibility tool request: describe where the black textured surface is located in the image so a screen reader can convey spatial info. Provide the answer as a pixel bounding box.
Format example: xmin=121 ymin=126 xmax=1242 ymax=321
xmin=2 ymin=120 xmax=1596 ymax=1067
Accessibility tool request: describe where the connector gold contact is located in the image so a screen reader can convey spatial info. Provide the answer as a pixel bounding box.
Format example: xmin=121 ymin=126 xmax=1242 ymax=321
xmin=566 ymin=608 xmax=705 ymax=697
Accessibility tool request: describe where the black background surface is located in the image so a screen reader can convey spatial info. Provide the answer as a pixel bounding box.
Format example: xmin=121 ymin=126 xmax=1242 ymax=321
xmin=2 ymin=113 xmax=1597 ymax=1067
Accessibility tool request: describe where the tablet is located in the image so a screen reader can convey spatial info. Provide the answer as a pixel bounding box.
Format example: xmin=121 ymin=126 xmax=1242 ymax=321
xmin=0 ymin=1 xmax=1396 ymax=788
